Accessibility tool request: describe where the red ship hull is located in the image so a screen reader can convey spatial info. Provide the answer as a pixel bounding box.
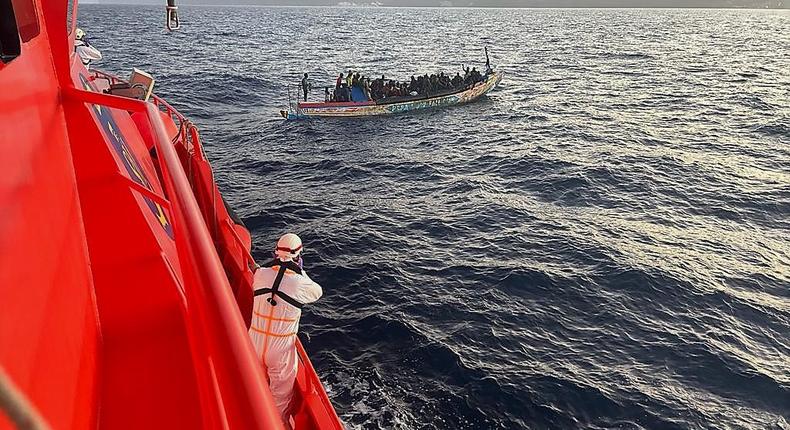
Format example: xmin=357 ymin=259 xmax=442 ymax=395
xmin=0 ymin=1 xmax=342 ymax=429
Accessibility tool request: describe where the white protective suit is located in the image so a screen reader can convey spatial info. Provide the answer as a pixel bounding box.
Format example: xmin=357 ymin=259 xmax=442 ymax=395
xmin=249 ymin=260 xmax=322 ymax=421
xmin=75 ymin=39 xmax=102 ymax=67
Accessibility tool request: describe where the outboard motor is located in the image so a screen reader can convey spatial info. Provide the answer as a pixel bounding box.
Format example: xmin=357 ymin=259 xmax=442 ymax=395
xmin=166 ymin=0 xmax=180 ymax=31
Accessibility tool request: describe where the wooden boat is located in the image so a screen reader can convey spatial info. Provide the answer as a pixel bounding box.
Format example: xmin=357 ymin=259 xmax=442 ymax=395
xmin=0 ymin=1 xmax=342 ymax=429
xmin=281 ymin=71 xmax=504 ymax=120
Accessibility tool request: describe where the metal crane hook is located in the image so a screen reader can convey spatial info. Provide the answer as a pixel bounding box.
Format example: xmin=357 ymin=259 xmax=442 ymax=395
xmin=166 ymin=0 xmax=180 ymax=31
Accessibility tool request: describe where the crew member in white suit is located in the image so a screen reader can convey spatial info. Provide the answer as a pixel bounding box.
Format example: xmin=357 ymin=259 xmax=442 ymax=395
xmin=249 ymin=233 xmax=322 ymax=424
xmin=74 ymin=28 xmax=102 ymax=68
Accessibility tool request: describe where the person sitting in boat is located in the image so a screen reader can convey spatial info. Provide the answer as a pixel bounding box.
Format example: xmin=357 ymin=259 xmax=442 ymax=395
xmin=300 ymin=73 xmax=310 ymax=102
xmin=439 ymin=72 xmax=452 ymax=90
xmin=421 ymin=74 xmax=431 ymax=95
xmin=324 ymin=87 xmax=330 ymax=102
xmin=74 ymin=28 xmax=102 ymax=68
xmin=249 ymin=233 xmax=322 ymax=426
xmin=344 ymin=70 xmax=351 ymax=87
xmin=348 ymin=74 xmax=365 ymax=102
xmin=452 ymin=72 xmax=463 ymax=88
xmin=430 ymin=74 xmax=439 ymax=93
xmin=471 ymin=67 xmax=482 ymax=84
xmin=379 ymin=75 xmax=387 ymax=97
xmin=362 ymin=77 xmax=372 ymax=100
xmin=370 ymin=77 xmax=381 ymax=100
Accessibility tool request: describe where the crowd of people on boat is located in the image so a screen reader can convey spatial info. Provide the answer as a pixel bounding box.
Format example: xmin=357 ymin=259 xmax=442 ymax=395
xmin=320 ymin=66 xmax=488 ymax=103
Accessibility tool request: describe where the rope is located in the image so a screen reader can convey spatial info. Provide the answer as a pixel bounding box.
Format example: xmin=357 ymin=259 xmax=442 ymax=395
xmin=0 ymin=366 xmax=51 ymax=430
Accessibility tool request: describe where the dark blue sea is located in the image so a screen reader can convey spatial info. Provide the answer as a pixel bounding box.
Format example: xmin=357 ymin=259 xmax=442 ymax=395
xmin=80 ymin=5 xmax=789 ymax=429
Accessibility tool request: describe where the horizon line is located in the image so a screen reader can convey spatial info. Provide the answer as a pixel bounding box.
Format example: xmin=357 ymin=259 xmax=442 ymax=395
xmin=80 ymin=2 xmax=790 ymax=9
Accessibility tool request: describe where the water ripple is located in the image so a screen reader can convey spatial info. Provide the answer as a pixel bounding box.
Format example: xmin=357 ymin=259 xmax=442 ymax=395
xmin=82 ymin=5 xmax=790 ymax=429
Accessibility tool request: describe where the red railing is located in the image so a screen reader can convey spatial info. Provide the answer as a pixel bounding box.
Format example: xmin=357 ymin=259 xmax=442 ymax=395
xmin=64 ymin=87 xmax=284 ymax=430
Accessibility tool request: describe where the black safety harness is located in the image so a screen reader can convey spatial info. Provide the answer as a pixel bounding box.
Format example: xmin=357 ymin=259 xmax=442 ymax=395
xmin=253 ymin=259 xmax=305 ymax=309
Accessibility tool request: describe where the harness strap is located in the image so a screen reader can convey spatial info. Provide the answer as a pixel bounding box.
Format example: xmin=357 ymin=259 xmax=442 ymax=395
xmin=254 ymin=287 xmax=304 ymax=309
xmin=253 ymin=259 xmax=305 ymax=309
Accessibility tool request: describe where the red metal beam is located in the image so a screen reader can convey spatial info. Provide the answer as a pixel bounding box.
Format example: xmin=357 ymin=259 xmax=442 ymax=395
xmin=119 ymin=174 xmax=171 ymax=209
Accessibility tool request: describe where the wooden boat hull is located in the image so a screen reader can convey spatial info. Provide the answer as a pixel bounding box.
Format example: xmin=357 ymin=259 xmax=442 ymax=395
xmin=284 ymin=71 xmax=504 ymax=119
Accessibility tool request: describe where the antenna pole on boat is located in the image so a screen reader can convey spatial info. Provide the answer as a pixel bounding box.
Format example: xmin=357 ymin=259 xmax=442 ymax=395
xmin=166 ymin=0 xmax=180 ymax=31
xmin=484 ymin=46 xmax=491 ymax=71
xmin=287 ymin=85 xmax=292 ymax=113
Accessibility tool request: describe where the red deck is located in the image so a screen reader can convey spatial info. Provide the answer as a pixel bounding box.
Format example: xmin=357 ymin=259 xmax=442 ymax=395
xmin=0 ymin=1 xmax=342 ymax=429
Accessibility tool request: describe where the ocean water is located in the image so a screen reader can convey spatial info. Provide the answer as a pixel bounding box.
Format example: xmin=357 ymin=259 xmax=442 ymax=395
xmin=79 ymin=5 xmax=789 ymax=429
